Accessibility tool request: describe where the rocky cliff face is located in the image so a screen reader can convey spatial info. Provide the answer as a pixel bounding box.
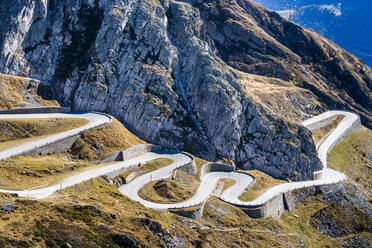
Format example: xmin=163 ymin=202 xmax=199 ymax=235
xmin=183 ymin=0 xmax=372 ymax=126
xmin=1 ymin=0 xmax=370 ymax=180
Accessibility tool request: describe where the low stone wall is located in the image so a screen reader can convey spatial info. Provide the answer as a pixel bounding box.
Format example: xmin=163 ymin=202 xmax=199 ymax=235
xmin=23 ymin=134 xmax=80 ymax=156
xmin=0 ymin=107 xmax=71 ymax=114
xmin=122 ymin=144 xmax=162 ymax=161
xmin=102 ymin=144 xmax=162 ymax=163
xmin=169 ymin=204 xmax=204 ymax=219
xmin=243 ymin=193 xmax=285 ymax=218
xmin=243 ymin=186 xmax=317 ymax=218
xmin=125 ymin=171 xmax=148 ymax=183
xmin=283 ymin=187 xmax=316 ymax=212
xmin=200 ymin=163 xmax=235 ymax=179
xmin=327 ymin=114 xmax=361 ymax=153
xmin=242 ymin=112 xmax=361 ymax=218
xmin=177 ymin=152 xmax=197 ymax=176
xmin=306 ymin=116 xmax=338 ymax=131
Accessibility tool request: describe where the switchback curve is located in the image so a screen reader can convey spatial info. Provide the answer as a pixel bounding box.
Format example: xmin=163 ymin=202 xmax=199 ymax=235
xmin=0 ymin=111 xmax=360 ymax=214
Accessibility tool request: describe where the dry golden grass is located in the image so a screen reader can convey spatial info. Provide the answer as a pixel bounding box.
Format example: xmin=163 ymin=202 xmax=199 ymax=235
xmin=279 ymin=197 xmax=343 ymax=247
xmin=138 ymin=170 xmax=199 ymax=203
xmin=0 ymin=154 xmax=116 ymax=190
xmin=235 ymin=69 xmax=324 ymax=123
xmin=138 ymin=169 xmax=199 ymax=204
xmin=137 ymin=155 xmax=210 ymax=204
xmin=0 ymin=178 xmax=181 ymax=247
xmin=138 ymin=179 xmax=190 ymax=204
xmin=238 ymin=170 xmax=285 ymax=202
xmin=328 ymin=126 xmax=372 ymax=200
xmin=136 ymin=155 xmax=209 ymax=204
xmin=202 ymin=197 xmax=310 ymax=247
xmin=0 ymin=116 xmax=143 ymax=190
xmin=311 ymin=115 xmax=344 ymax=144
xmin=70 ymin=117 xmax=145 ymax=160
xmin=0 ymin=174 xmax=367 ymax=247
xmin=0 ymin=118 xmax=89 ymax=151
xmin=0 ymin=73 xmax=59 ymax=109
xmin=219 ymin=178 xmax=236 ymax=192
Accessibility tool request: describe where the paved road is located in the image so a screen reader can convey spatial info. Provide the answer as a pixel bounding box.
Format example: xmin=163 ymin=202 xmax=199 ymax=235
xmin=220 ymin=111 xmax=358 ymax=207
xmin=0 ymin=110 xmax=359 ymax=210
xmin=122 ymin=111 xmax=357 ymax=209
xmin=0 ymin=113 xmax=112 ymax=161
xmin=302 ymin=111 xmax=359 ymax=168
xmin=120 ymin=168 xmax=254 ymax=209
xmin=0 ymin=152 xmax=174 ymax=199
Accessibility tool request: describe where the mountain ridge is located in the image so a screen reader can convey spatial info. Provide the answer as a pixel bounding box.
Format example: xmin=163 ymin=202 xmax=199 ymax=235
xmin=0 ymin=0 xmax=371 ymax=181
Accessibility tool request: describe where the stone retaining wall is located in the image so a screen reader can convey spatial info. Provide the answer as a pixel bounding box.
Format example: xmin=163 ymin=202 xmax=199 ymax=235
xmin=305 ymin=116 xmax=338 ymax=131
xmin=327 ymin=114 xmax=361 ymax=153
xmin=177 ymin=152 xmax=197 ymax=176
xmin=169 ymin=204 xmax=204 ymax=219
xmin=23 ymin=134 xmax=80 ymax=156
xmin=200 ymin=163 xmax=235 ymax=179
xmin=0 ymin=107 xmax=71 ymax=114
xmin=102 ymin=144 xmax=162 ymax=163
xmin=243 ymin=186 xmax=317 ymax=218
xmin=242 ymin=112 xmax=361 ymax=218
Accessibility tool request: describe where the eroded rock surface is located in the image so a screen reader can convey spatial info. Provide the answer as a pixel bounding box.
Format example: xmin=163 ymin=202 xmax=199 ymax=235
xmin=311 ymin=183 xmax=372 ymax=241
xmin=1 ymin=0 xmax=370 ymax=180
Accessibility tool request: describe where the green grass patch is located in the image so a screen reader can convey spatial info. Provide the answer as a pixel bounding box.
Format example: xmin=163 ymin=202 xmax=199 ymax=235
xmin=328 ymin=126 xmax=372 ymax=200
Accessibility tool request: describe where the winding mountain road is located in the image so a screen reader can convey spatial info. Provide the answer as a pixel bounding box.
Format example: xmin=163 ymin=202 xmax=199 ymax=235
xmin=219 ymin=111 xmax=359 ymax=207
xmin=0 ymin=110 xmax=360 ymax=212
xmin=120 ymin=167 xmax=254 ymax=209
xmin=0 ymin=113 xmax=112 ymax=161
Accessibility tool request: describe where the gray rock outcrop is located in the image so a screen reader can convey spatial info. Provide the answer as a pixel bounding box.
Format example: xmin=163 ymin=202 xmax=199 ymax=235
xmin=0 ymin=0 xmax=324 ymax=180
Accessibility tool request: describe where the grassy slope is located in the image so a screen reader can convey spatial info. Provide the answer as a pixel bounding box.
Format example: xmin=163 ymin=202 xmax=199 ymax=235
xmin=0 ymin=117 xmax=144 ymax=190
xmin=70 ymin=118 xmax=144 ymax=161
xmin=137 ymin=156 xmax=209 ymax=204
xmin=113 ymin=158 xmax=174 ymax=182
xmin=0 ymin=118 xmax=89 ymax=151
xmin=278 ymin=125 xmax=372 ymax=247
xmin=237 ymin=70 xmax=324 ymax=123
xmin=238 ymin=170 xmax=285 ymax=202
xmin=311 ymin=115 xmax=344 ymax=144
xmin=138 ymin=170 xmax=198 ymax=204
xmin=0 ymin=178 xmax=337 ymax=248
xmin=328 ymin=126 xmax=372 ymax=200
xmin=0 ymin=113 xmax=370 ymax=247
xmin=0 ymin=73 xmax=59 ymax=109
xmin=0 ymin=155 xmax=118 ymax=190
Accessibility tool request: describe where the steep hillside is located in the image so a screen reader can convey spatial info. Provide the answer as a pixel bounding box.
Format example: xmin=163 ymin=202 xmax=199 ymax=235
xmin=185 ymin=0 xmax=371 ymax=125
xmin=0 ymin=120 xmax=370 ymax=247
xmin=255 ymin=0 xmax=372 ymax=67
xmin=0 ymin=0 xmax=371 ymax=180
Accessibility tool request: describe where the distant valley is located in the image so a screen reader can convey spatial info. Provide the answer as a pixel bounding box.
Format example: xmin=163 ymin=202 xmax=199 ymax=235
xmin=254 ymin=0 xmax=372 ymax=67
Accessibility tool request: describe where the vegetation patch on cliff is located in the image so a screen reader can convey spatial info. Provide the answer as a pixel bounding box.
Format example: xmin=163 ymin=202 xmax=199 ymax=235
xmin=0 ymin=73 xmax=58 ymax=109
